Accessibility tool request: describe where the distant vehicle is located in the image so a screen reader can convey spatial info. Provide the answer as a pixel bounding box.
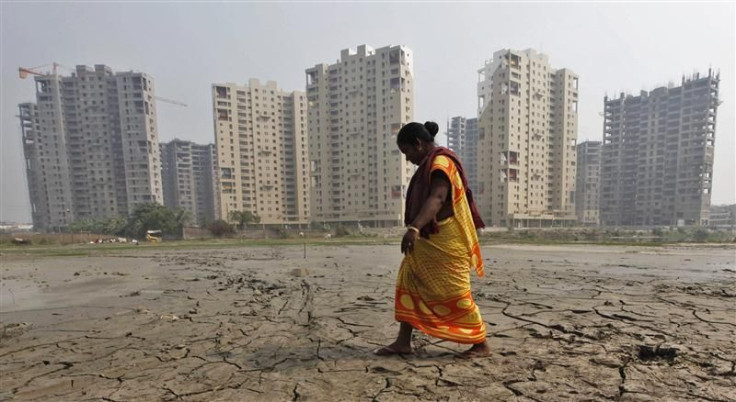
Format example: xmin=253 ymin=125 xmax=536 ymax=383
xmin=146 ymin=230 xmax=162 ymax=243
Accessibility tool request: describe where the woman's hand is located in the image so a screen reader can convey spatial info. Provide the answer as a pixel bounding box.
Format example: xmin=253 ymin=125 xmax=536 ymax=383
xmin=401 ymin=228 xmax=419 ymax=254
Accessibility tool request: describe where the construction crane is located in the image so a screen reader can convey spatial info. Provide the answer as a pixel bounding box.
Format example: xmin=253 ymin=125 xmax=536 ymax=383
xmin=155 ymin=96 xmax=187 ymax=107
xmin=18 ymin=63 xmax=61 ymax=78
xmin=19 ymin=63 xmax=187 ymax=107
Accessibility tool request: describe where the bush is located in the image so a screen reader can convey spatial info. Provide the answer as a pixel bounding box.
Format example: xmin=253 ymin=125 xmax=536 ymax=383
xmin=335 ymin=225 xmax=351 ymax=237
xmin=652 ymin=228 xmax=664 ymax=237
xmin=228 ymin=210 xmax=260 ymax=230
xmin=692 ymin=228 xmax=709 ymax=242
xmin=124 ymin=203 xmax=190 ymax=239
xmin=69 ymin=217 xmax=127 ymax=236
xmin=208 ymin=220 xmax=234 ymax=237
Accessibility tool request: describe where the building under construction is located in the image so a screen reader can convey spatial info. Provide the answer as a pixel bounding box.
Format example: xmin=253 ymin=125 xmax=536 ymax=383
xmin=19 ymin=65 xmax=163 ymax=231
xmin=600 ymin=70 xmax=720 ymax=226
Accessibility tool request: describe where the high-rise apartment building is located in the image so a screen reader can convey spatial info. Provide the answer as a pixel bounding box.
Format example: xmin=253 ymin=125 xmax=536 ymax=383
xmin=447 ymin=117 xmax=468 ymax=156
xmin=19 ymin=65 xmax=163 ymax=230
xmin=306 ymin=44 xmax=414 ymax=226
xmin=575 ymin=141 xmax=602 ymax=225
xmin=212 ymin=79 xmax=309 ymax=225
xmin=476 ymin=49 xmax=579 ymax=227
xmin=465 ymin=118 xmax=479 ymax=192
xmin=600 ymin=71 xmax=720 ymax=226
xmin=161 ymin=140 xmax=219 ymax=226
xmin=19 ymin=102 xmax=73 ymax=231
xmin=446 ymin=116 xmax=479 ymax=192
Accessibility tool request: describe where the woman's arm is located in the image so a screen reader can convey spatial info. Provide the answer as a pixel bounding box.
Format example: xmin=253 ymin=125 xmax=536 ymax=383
xmin=401 ymin=171 xmax=451 ymax=254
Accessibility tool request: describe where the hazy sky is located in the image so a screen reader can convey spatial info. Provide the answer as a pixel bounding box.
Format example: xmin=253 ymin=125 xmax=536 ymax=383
xmin=1 ymin=2 xmax=734 ymax=222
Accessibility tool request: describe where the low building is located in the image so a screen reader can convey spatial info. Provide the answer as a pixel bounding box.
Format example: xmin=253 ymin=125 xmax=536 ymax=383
xmin=710 ymin=204 xmax=735 ymax=230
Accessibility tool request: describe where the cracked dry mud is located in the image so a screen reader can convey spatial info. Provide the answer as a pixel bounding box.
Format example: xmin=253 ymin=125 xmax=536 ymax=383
xmin=1 ymin=244 xmax=734 ymax=401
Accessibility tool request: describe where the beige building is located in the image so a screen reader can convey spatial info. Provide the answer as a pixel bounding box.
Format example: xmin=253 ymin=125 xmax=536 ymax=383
xmin=19 ymin=65 xmax=163 ymax=231
xmin=212 ymin=79 xmax=309 ymax=225
xmin=476 ymin=49 xmax=578 ymax=227
xmin=161 ymin=140 xmax=219 ymax=226
xmin=306 ymin=44 xmax=414 ymax=226
xmin=575 ymin=141 xmax=601 ymax=225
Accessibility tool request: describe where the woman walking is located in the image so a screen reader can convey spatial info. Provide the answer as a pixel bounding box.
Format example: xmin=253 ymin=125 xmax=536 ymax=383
xmin=376 ymin=121 xmax=490 ymax=359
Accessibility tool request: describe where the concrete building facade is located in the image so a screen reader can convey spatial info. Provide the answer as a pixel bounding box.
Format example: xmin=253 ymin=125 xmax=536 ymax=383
xmin=161 ymin=140 xmax=219 ymax=226
xmin=212 ymin=79 xmax=309 ymax=225
xmin=306 ymin=44 xmax=415 ymax=227
xmin=446 ymin=116 xmax=479 ymax=192
xmin=600 ymin=71 xmax=720 ymax=226
xmin=709 ymin=204 xmax=735 ymax=230
xmin=476 ymin=49 xmax=579 ymax=227
xmin=575 ymin=141 xmax=602 ymax=225
xmin=19 ymin=65 xmax=163 ymax=231
xmin=447 ymin=117 xmax=468 ymax=158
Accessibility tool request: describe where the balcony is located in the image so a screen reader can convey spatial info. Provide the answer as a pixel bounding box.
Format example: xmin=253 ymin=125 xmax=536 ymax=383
xmin=500 ymin=151 xmax=519 ymax=167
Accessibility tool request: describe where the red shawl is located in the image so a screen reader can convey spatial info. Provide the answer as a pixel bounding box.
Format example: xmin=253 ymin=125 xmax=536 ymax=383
xmin=404 ymin=146 xmax=485 ymax=238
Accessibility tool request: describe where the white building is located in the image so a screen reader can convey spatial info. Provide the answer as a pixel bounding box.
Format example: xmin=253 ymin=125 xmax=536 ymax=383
xmin=306 ymin=44 xmax=415 ymax=227
xmin=477 ymin=49 xmax=579 ymax=227
xmin=212 ymin=79 xmax=309 ymax=225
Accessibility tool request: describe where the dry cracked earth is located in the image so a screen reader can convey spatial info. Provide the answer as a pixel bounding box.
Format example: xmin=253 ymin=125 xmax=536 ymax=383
xmin=1 ymin=243 xmax=735 ymax=401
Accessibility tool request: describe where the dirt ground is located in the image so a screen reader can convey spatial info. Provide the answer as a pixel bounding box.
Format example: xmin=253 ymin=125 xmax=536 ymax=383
xmin=1 ymin=243 xmax=735 ymax=401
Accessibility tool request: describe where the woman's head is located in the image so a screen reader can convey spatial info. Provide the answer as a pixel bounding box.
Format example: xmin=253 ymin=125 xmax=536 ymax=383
xmin=397 ymin=121 xmax=439 ymax=165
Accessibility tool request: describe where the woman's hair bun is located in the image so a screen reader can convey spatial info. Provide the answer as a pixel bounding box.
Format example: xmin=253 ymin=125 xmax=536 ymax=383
xmin=424 ymin=121 xmax=439 ymax=137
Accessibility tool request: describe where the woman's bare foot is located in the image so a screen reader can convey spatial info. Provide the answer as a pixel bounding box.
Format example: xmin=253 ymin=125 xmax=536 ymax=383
xmin=374 ymin=341 xmax=413 ymax=356
xmin=457 ymin=341 xmax=491 ymax=359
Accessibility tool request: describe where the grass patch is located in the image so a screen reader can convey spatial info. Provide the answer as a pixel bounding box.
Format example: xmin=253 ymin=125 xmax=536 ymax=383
xmin=0 ymin=236 xmax=399 ymax=258
xmin=2 ymin=227 xmax=732 ymax=258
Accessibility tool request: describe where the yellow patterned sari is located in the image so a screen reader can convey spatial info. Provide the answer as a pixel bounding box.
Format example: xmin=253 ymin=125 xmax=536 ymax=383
xmin=395 ymin=155 xmax=486 ymax=344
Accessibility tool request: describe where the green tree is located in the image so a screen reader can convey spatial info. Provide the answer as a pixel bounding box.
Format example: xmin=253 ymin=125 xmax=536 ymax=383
xmin=173 ymin=208 xmax=193 ymax=230
xmin=68 ymin=219 xmax=100 ymax=234
xmin=69 ymin=217 xmax=127 ymax=236
xmin=106 ymin=217 xmax=128 ymax=235
xmin=335 ymin=225 xmax=351 ymax=237
xmin=692 ymin=228 xmax=709 ymax=243
xmin=124 ymin=203 xmax=188 ymax=239
xmin=228 ymin=210 xmax=261 ymax=230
